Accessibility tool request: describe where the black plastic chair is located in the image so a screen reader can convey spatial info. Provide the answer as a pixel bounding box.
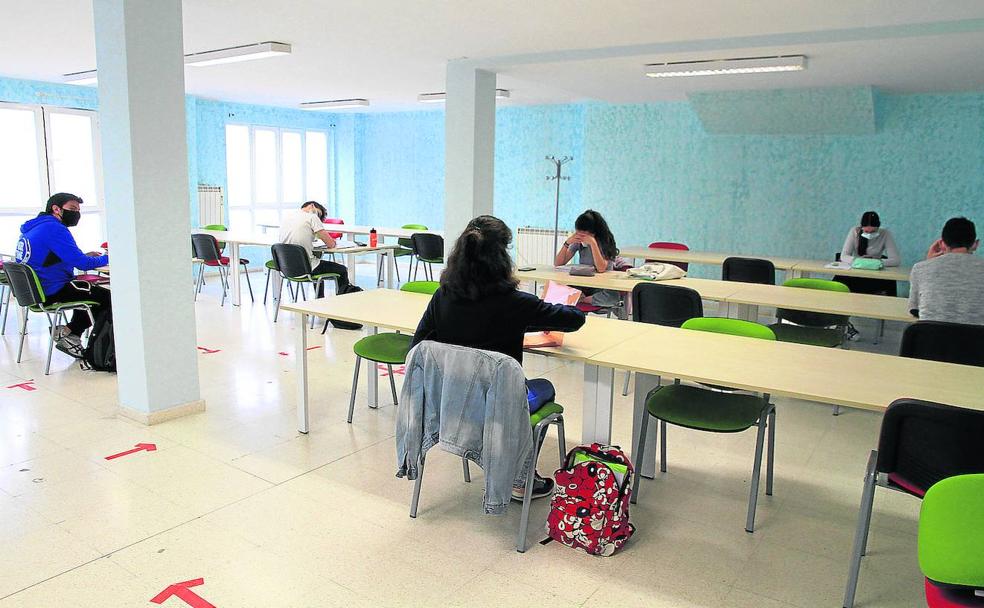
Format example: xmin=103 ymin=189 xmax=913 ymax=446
xmin=622 ymin=282 xmax=705 ymax=396
xmin=900 ymin=321 xmax=984 ymax=367
xmin=722 ymin=257 xmax=776 ymax=285
xmin=270 ymin=243 xmax=340 ymax=323
xmin=843 ymin=398 xmax=984 ymax=607
xmin=3 ymin=262 xmax=97 ymax=375
xmin=192 ymin=234 xmax=232 ymax=306
xmin=411 ymin=233 xmax=444 ymax=281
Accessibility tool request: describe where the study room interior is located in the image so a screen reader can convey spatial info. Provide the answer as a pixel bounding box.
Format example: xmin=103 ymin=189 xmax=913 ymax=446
xmin=2 ymin=2 xmax=984 ymax=607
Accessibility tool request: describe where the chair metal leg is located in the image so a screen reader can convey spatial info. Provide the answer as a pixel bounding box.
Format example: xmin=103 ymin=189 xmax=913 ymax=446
xmin=516 ymin=432 xmax=541 ymax=553
xmin=409 ymin=455 xmax=425 ymax=518
xmin=194 ymin=264 xmax=205 ymax=300
xmin=630 ymin=412 xmax=650 ymax=504
xmin=766 ymin=406 xmax=776 ymax=496
xmin=242 ymin=263 xmax=254 ymax=302
xmin=263 ymin=268 xmax=271 ymax=304
xmin=659 ymin=419 xmax=667 ymax=473
xmin=219 ymin=267 xmax=228 ymax=307
xmin=843 ymin=450 xmax=879 ymax=608
xmin=622 ymin=371 xmax=631 ymax=396
xmin=387 ymin=364 xmax=398 ymax=405
xmin=1 ymin=286 xmax=11 ymax=335
xmin=833 ymin=405 xmax=842 ymax=416
xmin=393 ymin=256 xmax=402 ymax=283
xmin=412 ymin=258 xmax=418 ymax=281
xmin=16 ymin=307 xmax=28 ymax=363
xmin=273 ymin=279 xmax=284 ymax=322
xmin=745 ymin=409 xmax=770 ymax=533
xmin=43 ymin=313 xmax=57 ymax=375
xmin=874 ymin=319 xmax=885 ymax=345
xmin=461 ymin=458 xmax=471 ymax=483
xmin=347 ymin=356 xmax=362 ymax=423
xmin=556 ymin=417 xmax=567 ymax=466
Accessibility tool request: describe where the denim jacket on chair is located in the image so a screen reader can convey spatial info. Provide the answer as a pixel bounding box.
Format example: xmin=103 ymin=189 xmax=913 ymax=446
xmin=395 ymin=341 xmax=534 ymax=515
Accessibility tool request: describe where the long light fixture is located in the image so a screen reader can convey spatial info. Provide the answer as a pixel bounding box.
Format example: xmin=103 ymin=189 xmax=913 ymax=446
xmin=417 ymin=89 xmax=511 ymax=103
xmin=63 ymin=70 xmax=98 ymax=86
xmin=63 ymin=41 xmax=291 ymax=85
xmin=184 ymin=41 xmax=291 ymax=67
xmin=299 ymin=99 xmax=370 ymax=110
xmin=644 ymin=55 xmax=806 ymax=78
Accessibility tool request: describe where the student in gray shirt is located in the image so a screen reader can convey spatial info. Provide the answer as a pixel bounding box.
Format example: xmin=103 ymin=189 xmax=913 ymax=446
xmin=908 ymin=217 xmax=984 ymax=326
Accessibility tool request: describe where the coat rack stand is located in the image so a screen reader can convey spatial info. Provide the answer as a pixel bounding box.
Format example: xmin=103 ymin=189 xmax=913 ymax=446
xmin=546 ymin=155 xmax=573 ymax=260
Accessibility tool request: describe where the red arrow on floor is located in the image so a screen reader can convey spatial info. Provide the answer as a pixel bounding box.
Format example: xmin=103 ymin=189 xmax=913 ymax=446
xmin=150 ymin=578 xmax=215 ymax=608
xmin=104 ymin=443 xmax=157 ymax=461
xmin=197 ymin=347 xmax=221 ymax=354
xmin=5 ymin=380 xmax=36 ymax=391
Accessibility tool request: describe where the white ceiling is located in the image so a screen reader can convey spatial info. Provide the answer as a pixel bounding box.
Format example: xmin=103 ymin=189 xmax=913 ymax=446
xmin=3 ymin=1 xmax=984 ymax=112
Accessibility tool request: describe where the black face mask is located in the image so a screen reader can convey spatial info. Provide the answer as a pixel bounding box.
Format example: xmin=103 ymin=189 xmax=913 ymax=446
xmin=60 ymin=210 xmax=81 ymax=227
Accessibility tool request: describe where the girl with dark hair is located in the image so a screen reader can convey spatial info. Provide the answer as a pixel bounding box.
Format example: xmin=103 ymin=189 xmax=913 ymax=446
xmin=410 ymin=215 xmax=585 ymax=499
xmin=554 ymin=209 xmax=623 ymax=308
xmin=835 ymin=210 xmax=902 ymax=339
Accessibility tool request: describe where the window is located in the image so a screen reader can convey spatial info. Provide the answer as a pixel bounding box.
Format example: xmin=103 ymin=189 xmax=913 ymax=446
xmin=224 ymin=124 xmax=330 ymax=231
xmin=0 ymin=103 xmax=104 ymax=254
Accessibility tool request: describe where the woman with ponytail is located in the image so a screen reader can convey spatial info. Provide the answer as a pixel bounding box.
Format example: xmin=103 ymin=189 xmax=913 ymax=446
xmin=410 ymin=215 xmax=585 ymax=499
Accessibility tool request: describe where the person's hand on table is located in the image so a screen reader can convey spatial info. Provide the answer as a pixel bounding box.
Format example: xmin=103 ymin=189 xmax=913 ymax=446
xmin=85 ymin=251 xmax=103 ymax=257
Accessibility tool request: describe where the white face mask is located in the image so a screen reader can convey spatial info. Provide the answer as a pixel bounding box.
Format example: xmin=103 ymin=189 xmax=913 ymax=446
xmin=861 ymin=230 xmax=879 ymax=240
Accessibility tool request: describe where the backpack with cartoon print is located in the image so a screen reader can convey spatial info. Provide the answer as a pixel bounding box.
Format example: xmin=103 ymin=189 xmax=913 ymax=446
xmin=545 ymin=443 xmax=635 ymax=556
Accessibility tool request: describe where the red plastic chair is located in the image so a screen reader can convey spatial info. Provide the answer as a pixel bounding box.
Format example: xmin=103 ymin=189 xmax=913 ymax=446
xmin=323 ymin=218 xmax=345 ymax=240
xmin=647 ymin=241 xmax=690 ymax=271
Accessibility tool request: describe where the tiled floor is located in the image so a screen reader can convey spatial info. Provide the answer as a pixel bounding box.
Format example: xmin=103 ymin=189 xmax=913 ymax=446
xmin=0 ymin=268 xmax=924 ymax=607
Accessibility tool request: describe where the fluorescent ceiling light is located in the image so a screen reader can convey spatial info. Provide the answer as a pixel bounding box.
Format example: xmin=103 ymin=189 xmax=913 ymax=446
xmin=417 ymin=89 xmax=511 ymax=103
xmin=185 ymin=41 xmax=291 ymax=67
xmin=644 ymin=55 xmax=806 ymax=78
xmin=299 ymin=99 xmax=370 ymax=110
xmin=63 ymin=70 xmax=98 ymax=86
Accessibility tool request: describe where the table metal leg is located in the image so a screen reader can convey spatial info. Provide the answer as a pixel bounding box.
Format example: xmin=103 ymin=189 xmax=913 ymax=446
xmin=632 ymin=372 xmax=660 ymax=478
xmin=297 ymin=314 xmax=310 ymax=433
xmin=366 ymin=325 xmax=379 ymax=408
xmin=581 ymin=364 xmax=615 ymax=444
xmin=230 ymin=242 xmax=242 ymax=306
xmin=385 ymin=251 xmax=396 ymax=289
xmin=346 ymin=252 xmax=357 ymax=284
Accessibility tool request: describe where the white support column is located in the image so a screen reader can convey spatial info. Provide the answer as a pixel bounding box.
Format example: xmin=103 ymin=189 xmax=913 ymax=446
xmin=93 ymin=0 xmax=204 ymax=424
xmin=444 ymin=61 xmax=496 ymax=251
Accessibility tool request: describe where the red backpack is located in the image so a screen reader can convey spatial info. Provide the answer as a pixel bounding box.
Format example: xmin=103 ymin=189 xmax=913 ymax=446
xmin=546 ymin=443 xmax=635 ymax=556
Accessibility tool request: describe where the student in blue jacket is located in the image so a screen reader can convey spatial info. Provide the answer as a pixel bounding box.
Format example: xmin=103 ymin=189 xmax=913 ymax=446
xmin=15 ymin=193 xmax=110 ymax=358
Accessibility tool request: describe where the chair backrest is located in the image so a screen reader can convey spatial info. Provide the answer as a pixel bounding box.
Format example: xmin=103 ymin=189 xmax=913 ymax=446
xmin=191 ymin=234 xmax=223 ymax=263
xmin=777 ymin=278 xmax=850 ymax=328
xmin=399 ymin=224 xmax=428 ymax=249
xmin=631 ymin=283 xmax=702 ymax=327
xmin=901 ymin=321 xmax=984 ymax=367
xmin=647 ymin=241 xmax=690 ymax=271
xmin=876 ymin=398 xmax=984 ymax=496
xmin=918 ymin=474 xmax=984 ymax=589
xmin=401 ymin=280 xmax=440 ymax=295
xmin=681 ymin=317 xmax=776 ymax=340
xmin=412 ymin=233 xmax=444 ymax=261
xmin=322 ymin=217 xmax=345 ymax=239
xmin=270 ymin=243 xmax=313 ymax=279
xmin=722 ymin=257 xmax=775 ymax=285
xmin=3 ymin=262 xmax=45 ymax=307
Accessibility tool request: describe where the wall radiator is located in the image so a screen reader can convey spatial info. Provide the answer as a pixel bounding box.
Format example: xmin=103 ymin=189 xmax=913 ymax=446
xmin=515 ymin=226 xmax=572 ymax=266
xmin=198 ymin=185 xmax=224 ymax=227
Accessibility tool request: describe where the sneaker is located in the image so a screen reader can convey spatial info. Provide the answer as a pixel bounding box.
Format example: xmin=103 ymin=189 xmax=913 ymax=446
xmin=51 ymin=325 xmax=71 ymax=340
xmin=846 ymin=323 xmax=861 ymax=342
xmin=512 ymin=473 xmax=555 ymax=501
xmin=55 ymin=333 xmax=84 ymax=359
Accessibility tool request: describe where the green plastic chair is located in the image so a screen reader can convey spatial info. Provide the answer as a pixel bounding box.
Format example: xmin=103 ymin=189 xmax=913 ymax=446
xmin=347 ymin=281 xmax=440 ymax=422
xmin=631 ymin=317 xmax=777 ymax=532
xmin=919 ymin=474 xmax=984 ymax=606
xmin=3 ymin=262 xmax=98 ymax=375
xmin=270 ymin=244 xmax=340 ymax=324
xmin=768 ymin=278 xmax=849 ymax=348
xmin=377 ymin=224 xmax=428 ymax=284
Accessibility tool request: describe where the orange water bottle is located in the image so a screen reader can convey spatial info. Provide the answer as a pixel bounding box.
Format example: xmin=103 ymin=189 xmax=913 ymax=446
xmin=369 ymin=228 xmax=378 ymax=247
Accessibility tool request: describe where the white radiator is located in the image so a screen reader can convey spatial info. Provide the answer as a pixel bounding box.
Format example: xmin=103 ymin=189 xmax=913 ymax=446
xmin=198 ymin=185 xmax=224 ymax=227
xmin=516 ymin=226 xmax=571 ymax=266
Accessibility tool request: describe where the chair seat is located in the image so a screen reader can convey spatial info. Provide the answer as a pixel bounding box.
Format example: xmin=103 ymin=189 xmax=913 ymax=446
xmin=418 ymin=257 xmax=444 ymax=264
xmin=768 ymin=323 xmax=843 ymax=348
xmin=238 ymin=257 xmax=250 ymax=265
xmin=287 ymin=272 xmax=340 ymax=283
xmin=529 ymin=402 xmax=564 ymax=428
xmin=646 ymin=384 xmax=765 ymax=433
xmin=265 ymin=260 xmax=277 ymax=270
xmin=353 ymin=332 xmax=413 ymax=364
xmin=30 ymin=301 xmax=99 ymax=313
xmin=204 ymin=257 xmax=230 ymax=267
xmin=391 ymin=247 xmax=414 ymax=257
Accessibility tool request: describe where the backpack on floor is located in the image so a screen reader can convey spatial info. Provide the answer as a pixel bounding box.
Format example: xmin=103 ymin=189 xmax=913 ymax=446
xmin=81 ymin=309 xmax=116 ymax=372
xmin=321 ymin=284 xmax=364 ymax=332
xmin=546 ymin=443 xmax=635 ymax=556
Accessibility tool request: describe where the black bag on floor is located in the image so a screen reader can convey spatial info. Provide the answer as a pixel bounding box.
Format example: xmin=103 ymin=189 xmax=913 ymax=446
xmin=322 ymin=284 xmax=364 ymax=332
xmin=81 ymin=308 xmax=116 ymax=372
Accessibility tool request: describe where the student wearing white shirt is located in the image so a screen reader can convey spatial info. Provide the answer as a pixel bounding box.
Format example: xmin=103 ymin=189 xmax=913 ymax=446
xmin=278 ymin=201 xmax=350 ymax=295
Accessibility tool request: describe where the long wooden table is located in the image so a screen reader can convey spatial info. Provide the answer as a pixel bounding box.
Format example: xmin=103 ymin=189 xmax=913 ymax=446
xmin=518 ymin=266 xmax=914 ymax=323
xmin=620 ymin=246 xmax=912 ymax=282
xmin=192 ymin=229 xmax=398 ymax=306
xmin=258 ymin=224 xmax=443 ymax=239
xmin=279 ymin=288 xmax=984 ymax=475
